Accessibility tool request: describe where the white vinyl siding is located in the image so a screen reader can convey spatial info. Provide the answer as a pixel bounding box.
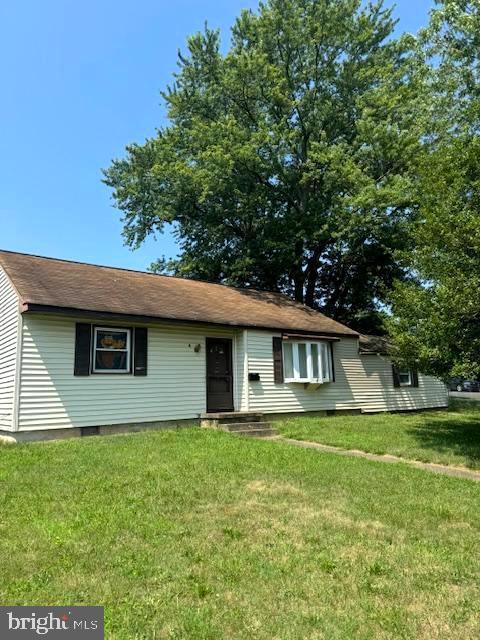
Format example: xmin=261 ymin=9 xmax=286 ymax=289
xmin=0 ymin=268 xmax=20 ymax=431
xmin=235 ymin=329 xmax=249 ymax=412
xmin=18 ymin=314 xmax=243 ymax=431
xmin=246 ymin=330 xmax=447 ymax=414
xmin=15 ymin=316 xmax=448 ymax=432
xmin=356 ymin=354 xmax=447 ymax=413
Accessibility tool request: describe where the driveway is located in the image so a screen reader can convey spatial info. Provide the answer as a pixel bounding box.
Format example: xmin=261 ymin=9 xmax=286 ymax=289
xmin=449 ymin=391 xmax=480 ymax=401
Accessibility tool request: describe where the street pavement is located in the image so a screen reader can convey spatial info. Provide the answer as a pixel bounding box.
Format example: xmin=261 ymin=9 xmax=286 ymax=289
xmin=449 ymin=391 xmax=480 ymax=401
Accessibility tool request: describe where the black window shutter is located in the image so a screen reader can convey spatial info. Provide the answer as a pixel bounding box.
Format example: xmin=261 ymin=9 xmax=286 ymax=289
xmin=74 ymin=323 xmax=92 ymax=376
xmin=272 ymin=337 xmax=284 ymax=383
xmin=392 ymin=364 xmax=400 ymax=388
xmin=411 ymin=370 xmax=419 ymax=387
xmin=329 ymin=341 xmax=336 ymax=382
xmin=134 ymin=327 xmax=148 ymax=376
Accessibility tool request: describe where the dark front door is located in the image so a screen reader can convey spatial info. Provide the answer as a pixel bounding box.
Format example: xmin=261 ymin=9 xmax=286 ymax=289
xmin=206 ymin=338 xmax=234 ymax=413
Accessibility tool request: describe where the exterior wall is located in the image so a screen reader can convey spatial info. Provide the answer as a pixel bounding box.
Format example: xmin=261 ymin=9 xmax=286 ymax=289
xmin=247 ymin=331 xmax=362 ymax=413
xmin=235 ymin=329 xmax=249 ymax=412
xmin=354 ymin=353 xmax=448 ymax=413
xmin=15 ymin=315 xmax=448 ymax=433
xmin=17 ymin=314 xmax=244 ymax=431
xmin=0 ymin=267 xmax=20 ymax=431
xmin=246 ymin=330 xmax=447 ymax=414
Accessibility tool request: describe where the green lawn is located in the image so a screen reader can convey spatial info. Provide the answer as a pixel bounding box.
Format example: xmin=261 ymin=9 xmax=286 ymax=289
xmin=1 ymin=428 xmax=480 ymax=638
xmin=276 ymin=400 xmax=480 ymax=470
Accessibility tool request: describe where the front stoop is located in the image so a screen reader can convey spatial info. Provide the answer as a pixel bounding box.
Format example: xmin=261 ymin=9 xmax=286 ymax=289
xmin=200 ymin=412 xmax=278 ymax=438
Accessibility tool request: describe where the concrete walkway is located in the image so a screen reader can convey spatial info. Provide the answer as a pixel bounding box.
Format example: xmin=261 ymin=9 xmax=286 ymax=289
xmin=281 ymin=438 xmax=480 ymax=482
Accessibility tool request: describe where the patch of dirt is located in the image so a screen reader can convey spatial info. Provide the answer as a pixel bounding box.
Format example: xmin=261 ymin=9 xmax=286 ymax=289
xmin=245 ymin=480 xmax=305 ymax=496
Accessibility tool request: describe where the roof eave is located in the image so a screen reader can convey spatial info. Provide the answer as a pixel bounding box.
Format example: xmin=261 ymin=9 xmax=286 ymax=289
xmin=21 ymin=303 xmax=359 ymax=338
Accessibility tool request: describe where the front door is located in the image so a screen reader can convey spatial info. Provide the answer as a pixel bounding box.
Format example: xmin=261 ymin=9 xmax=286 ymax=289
xmin=206 ymin=338 xmax=234 ymax=413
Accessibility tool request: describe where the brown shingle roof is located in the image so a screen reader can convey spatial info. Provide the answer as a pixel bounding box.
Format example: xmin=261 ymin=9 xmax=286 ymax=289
xmin=0 ymin=250 xmax=358 ymax=336
xmin=359 ymin=334 xmax=390 ymax=354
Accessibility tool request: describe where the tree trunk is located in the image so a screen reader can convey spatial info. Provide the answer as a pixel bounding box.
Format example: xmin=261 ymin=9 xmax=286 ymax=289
xmin=304 ymin=247 xmax=322 ymax=308
xmin=293 ymin=240 xmax=305 ymax=303
xmin=294 ymin=276 xmax=304 ymax=303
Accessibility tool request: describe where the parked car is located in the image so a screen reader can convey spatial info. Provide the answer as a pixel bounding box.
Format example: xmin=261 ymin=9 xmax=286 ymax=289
xmin=448 ymin=378 xmax=480 ymax=392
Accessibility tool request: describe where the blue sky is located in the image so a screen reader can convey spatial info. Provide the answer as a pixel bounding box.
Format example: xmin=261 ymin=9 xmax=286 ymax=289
xmin=0 ymin=0 xmax=435 ymax=271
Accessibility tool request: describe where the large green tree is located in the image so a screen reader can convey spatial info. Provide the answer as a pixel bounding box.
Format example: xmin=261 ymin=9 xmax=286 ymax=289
xmin=104 ymin=0 xmax=422 ymax=332
xmin=389 ymin=0 xmax=480 ymax=379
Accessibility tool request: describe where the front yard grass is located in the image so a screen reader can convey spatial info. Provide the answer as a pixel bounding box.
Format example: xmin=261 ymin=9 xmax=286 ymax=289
xmin=1 ymin=427 xmax=480 ymax=639
xmin=276 ymin=399 xmax=480 ymax=470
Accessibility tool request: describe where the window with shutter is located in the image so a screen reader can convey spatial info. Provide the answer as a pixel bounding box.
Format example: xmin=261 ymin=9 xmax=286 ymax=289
xmin=74 ymin=324 xmax=148 ymax=376
xmin=282 ymin=340 xmax=333 ymax=383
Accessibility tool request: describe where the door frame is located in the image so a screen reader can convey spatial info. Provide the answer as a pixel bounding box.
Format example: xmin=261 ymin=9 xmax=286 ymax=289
xmin=205 ymin=337 xmax=234 ymax=413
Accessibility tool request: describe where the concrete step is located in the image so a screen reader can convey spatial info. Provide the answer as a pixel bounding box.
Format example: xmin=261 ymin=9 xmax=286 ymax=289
xmin=201 ymin=411 xmax=263 ymax=421
xmin=221 ymin=421 xmax=272 ymax=432
xmin=232 ymin=428 xmax=278 ymax=438
xmin=201 ymin=412 xmax=264 ymax=427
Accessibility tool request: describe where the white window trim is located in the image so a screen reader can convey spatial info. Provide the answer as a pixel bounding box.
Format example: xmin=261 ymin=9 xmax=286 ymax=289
xmin=283 ymin=340 xmax=332 ymax=384
xmin=92 ymin=326 xmax=131 ymax=374
xmin=398 ymin=370 xmax=412 ymax=387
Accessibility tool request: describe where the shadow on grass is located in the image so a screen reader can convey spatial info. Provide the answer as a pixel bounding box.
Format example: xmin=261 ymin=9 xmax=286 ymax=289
xmin=407 ymin=401 xmax=480 ymax=468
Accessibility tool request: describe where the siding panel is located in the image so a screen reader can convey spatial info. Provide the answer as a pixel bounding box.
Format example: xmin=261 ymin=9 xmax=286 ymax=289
xmin=355 ymin=353 xmax=447 ymax=413
xmin=17 ymin=317 xmax=448 ymax=432
xmin=18 ymin=315 xmax=244 ymax=431
xmin=235 ymin=329 xmax=249 ymax=411
xmin=246 ymin=330 xmax=447 ymax=414
xmin=0 ymin=268 xmax=20 ymax=430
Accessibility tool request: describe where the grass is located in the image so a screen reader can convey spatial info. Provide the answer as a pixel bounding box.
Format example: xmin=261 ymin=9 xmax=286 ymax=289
xmin=1 ymin=428 xmax=480 ymax=638
xmin=276 ymin=399 xmax=480 ymax=470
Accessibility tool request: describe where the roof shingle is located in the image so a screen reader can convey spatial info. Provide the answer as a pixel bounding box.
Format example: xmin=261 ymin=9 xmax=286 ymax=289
xmin=359 ymin=334 xmax=389 ymax=354
xmin=0 ymin=250 xmax=358 ymax=336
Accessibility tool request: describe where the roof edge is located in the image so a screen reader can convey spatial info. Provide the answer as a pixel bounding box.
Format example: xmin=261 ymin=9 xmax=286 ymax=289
xmin=358 ymin=333 xmax=390 ymax=355
xmin=0 ymin=264 xmax=25 ymax=304
xmin=23 ymin=303 xmax=359 ymax=337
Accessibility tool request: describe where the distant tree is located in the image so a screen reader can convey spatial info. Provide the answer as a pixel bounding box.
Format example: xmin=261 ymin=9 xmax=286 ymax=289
xmin=104 ymin=0 xmax=423 ymax=333
xmin=389 ymin=0 xmax=480 ymax=379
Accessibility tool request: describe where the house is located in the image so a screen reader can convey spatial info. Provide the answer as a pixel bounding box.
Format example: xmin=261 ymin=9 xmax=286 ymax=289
xmin=0 ymin=250 xmax=447 ymax=441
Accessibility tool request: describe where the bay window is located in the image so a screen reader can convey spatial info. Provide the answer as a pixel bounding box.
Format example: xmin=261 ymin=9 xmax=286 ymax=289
xmin=283 ymin=340 xmax=332 ymax=383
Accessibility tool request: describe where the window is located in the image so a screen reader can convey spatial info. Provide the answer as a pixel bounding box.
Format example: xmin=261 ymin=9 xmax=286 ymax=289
xmin=93 ymin=327 xmax=131 ymax=373
xmin=283 ymin=342 xmax=294 ymax=379
xmin=398 ymin=370 xmax=412 ymax=386
xmin=283 ymin=340 xmax=332 ymax=383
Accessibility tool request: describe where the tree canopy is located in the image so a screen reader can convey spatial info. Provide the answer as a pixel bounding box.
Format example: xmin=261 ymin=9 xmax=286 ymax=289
xmin=104 ymin=0 xmax=423 ymax=333
xmin=389 ymin=0 xmax=480 ymax=379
